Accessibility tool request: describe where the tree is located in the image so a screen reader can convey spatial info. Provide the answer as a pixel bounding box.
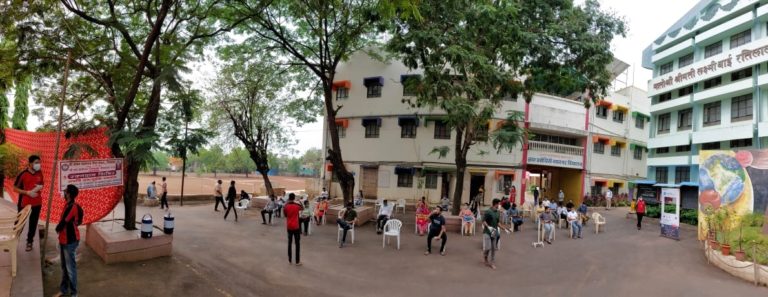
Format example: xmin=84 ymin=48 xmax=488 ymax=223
xmin=300 ymin=148 xmax=323 ymax=177
xmin=151 ymin=151 xmax=170 ymax=175
xmin=198 ymin=145 xmax=226 ymax=176
xmin=160 ymin=89 xmax=212 ymax=205
xmin=1 ymin=0 xmax=248 ymax=229
xmin=11 ymin=76 xmax=30 ymax=130
xmin=230 ymin=0 xmax=420 ymax=204
xmin=387 ymin=0 xmax=625 ymax=214
xmin=225 ymin=147 xmax=257 ymax=177
xmin=211 ymin=52 xmax=314 ymax=196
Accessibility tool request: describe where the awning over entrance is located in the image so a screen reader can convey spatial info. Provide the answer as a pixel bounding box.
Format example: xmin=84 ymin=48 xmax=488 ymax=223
xmin=494 ymin=170 xmax=515 ymax=180
xmin=629 ymin=179 xmax=656 ymax=187
xmin=653 ymin=183 xmax=679 ymax=188
xmin=679 ymin=181 xmax=698 ymax=187
xmin=468 ymin=168 xmax=488 ymax=175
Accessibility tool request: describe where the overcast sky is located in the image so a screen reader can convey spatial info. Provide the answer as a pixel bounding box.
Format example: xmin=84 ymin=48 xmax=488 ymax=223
xmin=22 ymin=0 xmax=700 ymax=156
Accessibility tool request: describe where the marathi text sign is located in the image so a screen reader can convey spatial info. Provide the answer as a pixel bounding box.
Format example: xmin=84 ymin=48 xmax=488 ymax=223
xmin=527 ymin=151 xmax=583 ymax=169
xmin=59 ymin=158 xmax=124 ymax=191
xmin=650 ymin=39 xmax=768 ymax=94
xmin=660 ymin=187 xmax=681 ymax=240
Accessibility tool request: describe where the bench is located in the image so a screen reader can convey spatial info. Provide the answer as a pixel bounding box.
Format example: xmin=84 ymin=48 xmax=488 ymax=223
xmin=0 ymin=205 xmax=32 ymax=277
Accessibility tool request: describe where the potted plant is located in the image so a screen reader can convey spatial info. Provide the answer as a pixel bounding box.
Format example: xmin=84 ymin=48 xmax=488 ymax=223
xmin=717 ymin=208 xmax=732 ymax=256
xmin=734 ymin=214 xmax=748 ymax=261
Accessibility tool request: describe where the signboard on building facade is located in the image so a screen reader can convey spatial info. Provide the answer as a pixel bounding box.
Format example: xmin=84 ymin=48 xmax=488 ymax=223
xmin=59 ymin=158 xmax=124 ymax=191
xmin=650 ymin=38 xmax=768 ymax=95
xmin=660 ymin=187 xmax=681 ymax=240
xmin=527 ymin=151 xmax=583 ymax=169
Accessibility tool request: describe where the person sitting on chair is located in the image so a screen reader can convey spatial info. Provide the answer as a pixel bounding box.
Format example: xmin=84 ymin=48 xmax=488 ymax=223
xmin=239 ymin=190 xmax=250 ymax=206
xmin=459 ymin=203 xmax=475 ymax=235
xmin=314 ymin=197 xmax=329 ymax=225
xmin=376 ymin=199 xmax=394 ymax=234
xmin=261 ymin=195 xmax=277 ymax=224
xmin=509 ymin=203 xmax=523 ymax=232
xmin=337 ymin=203 xmax=358 ymax=248
xmin=440 ymin=195 xmax=450 ymax=212
xmin=567 ymin=206 xmax=582 ymax=238
xmin=539 ymin=206 xmax=555 ymax=244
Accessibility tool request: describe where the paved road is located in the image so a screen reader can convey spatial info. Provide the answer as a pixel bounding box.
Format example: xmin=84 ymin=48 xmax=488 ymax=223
xmin=43 ymin=203 xmax=766 ymax=297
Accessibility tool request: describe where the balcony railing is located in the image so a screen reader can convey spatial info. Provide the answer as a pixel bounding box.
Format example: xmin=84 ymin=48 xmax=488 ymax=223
xmin=528 ymin=141 xmax=583 ymax=156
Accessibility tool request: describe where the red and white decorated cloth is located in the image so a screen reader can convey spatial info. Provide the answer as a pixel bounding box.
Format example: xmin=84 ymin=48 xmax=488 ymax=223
xmin=3 ymin=127 xmax=123 ymax=224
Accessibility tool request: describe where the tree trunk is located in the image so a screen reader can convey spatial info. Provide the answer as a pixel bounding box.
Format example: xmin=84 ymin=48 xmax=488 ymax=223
xmin=123 ymin=161 xmax=141 ymax=230
xmin=323 ymin=83 xmax=354 ymax=204
xmin=180 ymin=120 xmax=188 ymax=206
xmin=152 ymin=167 xmax=157 ymax=176
xmin=258 ymin=169 xmax=274 ymax=197
xmin=451 ymin=126 xmax=468 ymax=216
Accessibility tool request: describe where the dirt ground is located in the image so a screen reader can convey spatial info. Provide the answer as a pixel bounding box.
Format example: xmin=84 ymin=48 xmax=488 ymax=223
xmin=41 ymin=202 xmax=767 ymax=297
xmin=137 ymin=172 xmax=311 ymax=196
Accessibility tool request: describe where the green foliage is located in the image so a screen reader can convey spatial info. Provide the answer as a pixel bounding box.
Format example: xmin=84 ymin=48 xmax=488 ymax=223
xmin=645 ymin=205 xmax=661 ymax=219
xmin=0 ymin=142 xmax=25 ymax=177
xmin=680 ymin=209 xmax=698 ymax=226
xmin=0 ymin=88 xmax=8 ymax=132
xmin=491 ymin=111 xmax=526 ymax=154
xmin=63 ymin=143 xmax=98 ymax=160
xmin=195 ymin=145 xmax=226 ymax=174
xmin=152 ymin=151 xmax=170 ymax=171
xmin=429 ymin=146 xmax=450 ymax=159
xmin=225 ymin=147 xmax=257 ymax=174
xmin=11 ymin=76 xmax=29 ymax=130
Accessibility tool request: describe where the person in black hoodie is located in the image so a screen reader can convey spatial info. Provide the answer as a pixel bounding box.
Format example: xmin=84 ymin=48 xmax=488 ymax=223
xmin=224 ymin=180 xmax=238 ymax=221
xmin=54 ymin=184 xmax=84 ymax=297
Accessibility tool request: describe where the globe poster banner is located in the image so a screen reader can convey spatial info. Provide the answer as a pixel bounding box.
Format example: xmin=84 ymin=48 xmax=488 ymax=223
xmin=59 ymin=159 xmax=124 ymax=191
xmin=660 ymin=187 xmax=680 ymax=240
xmin=698 ymin=150 xmax=768 ymax=240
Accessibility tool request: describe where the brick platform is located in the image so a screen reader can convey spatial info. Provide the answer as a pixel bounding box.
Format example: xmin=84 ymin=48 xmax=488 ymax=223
xmin=85 ymin=222 xmax=172 ymax=264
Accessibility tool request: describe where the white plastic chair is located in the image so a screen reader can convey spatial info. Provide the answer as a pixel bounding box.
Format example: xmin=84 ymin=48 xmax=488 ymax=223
xmin=593 ymin=212 xmax=606 ymax=234
xmin=396 ymin=199 xmax=406 ymax=214
xmin=0 ymin=205 xmax=32 ymax=277
xmin=382 ymin=219 xmax=403 ymax=249
xmin=337 ymin=221 xmax=355 ymax=244
xmin=235 ymin=199 xmax=250 ymax=215
xmin=374 ymin=198 xmax=384 ymax=213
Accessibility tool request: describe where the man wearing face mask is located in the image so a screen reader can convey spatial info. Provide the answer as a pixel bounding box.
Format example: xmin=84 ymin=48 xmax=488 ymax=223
xmin=13 ymin=155 xmax=45 ymax=252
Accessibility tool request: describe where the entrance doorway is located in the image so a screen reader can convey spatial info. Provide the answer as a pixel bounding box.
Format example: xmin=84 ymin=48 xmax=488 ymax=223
xmin=470 ymin=175 xmax=486 ymax=205
xmin=440 ymin=173 xmax=451 ymax=199
xmin=362 ymin=167 xmax=379 ymax=199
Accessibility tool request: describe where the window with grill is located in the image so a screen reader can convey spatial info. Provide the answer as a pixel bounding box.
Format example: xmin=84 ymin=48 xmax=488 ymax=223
xmin=678 ymin=108 xmax=692 ymax=130
xmin=704 ymin=41 xmax=722 ymax=58
xmin=611 ymin=145 xmax=621 ymax=157
xmin=658 ymin=92 xmax=672 ymax=103
xmin=730 ymin=29 xmax=751 ymax=49
xmin=702 ymin=142 xmax=721 ymax=150
xmin=656 ymin=167 xmax=668 ymax=183
xmin=596 ymin=106 xmax=608 ymax=118
xmin=676 ymin=145 xmax=691 ymax=152
xmin=703 ymin=77 xmax=722 ymax=90
xmin=656 ymin=147 xmax=670 ymax=154
xmin=659 ymin=62 xmax=673 ymax=75
xmin=397 ymin=173 xmax=413 ymax=188
xmin=400 ymin=121 xmax=417 ymax=138
xmin=731 ymin=94 xmax=753 ymax=122
xmin=678 ymin=53 xmax=694 ymax=68
xmin=657 ymin=113 xmax=671 ymax=133
xmin=593 ymin=142 xmax=605 ymax=154
xmin=532 ymin=134 xmax=578 ymax=146
xmin=366 ymin=84 xmax=382 ymax=98
xmin=434 ymin=121 xmax=450 ymax=139
xmin=337 ymin=126 xmax=346 ymax=138
xmin=730 ymin=138 xmax=752 ymax=148
xmin=425 ymin=174 xmax=438 ymax=189
xmin=703 ymin=102 xmax=721 ymax=126
xmin=612 ymin=110 xmax=625 ymax=123
xmin=336 ymin=87 xmax=348 ymax=100
xmin=678 ymin=85 xmax=693 ymax=97
xmin=497 ymin=175 xmax=513 ymax=192
xmin=731 ymin=68 xmax=752 ymax=81
xmin=363 ymin=119 xmax=380 ymax=138
xmin=675 ymin=167 xmax=690 ymax=183
xmin=635 ymin=117 xmax=645 ymax=129
xmin=633 ymin=147 xmax=643 ymax=160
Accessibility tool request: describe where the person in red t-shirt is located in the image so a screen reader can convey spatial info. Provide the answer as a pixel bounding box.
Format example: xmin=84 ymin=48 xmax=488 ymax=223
xmin=283 ymin=193 xmax=303 ymax=266
xmin=636 ymin=197 xmax=646 ymax=230
xmin=54 ymin=184 xmax=84 ymax=297
xmin=13 ymin=155 xmax=44 ymax=251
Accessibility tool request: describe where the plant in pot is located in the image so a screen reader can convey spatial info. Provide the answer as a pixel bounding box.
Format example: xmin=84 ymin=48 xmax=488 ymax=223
xmin=703 ymin=206 xmax=716 ymax=241
xmin=717 ymin=208 xmax=732 ymax=256
xmin=706 ymin=207 xmax=721 ymax=250
xmin=733 ymin=213 xmax=749 ymax=261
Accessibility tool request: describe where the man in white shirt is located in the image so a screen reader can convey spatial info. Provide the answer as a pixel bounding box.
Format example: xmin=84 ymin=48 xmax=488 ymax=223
xmin=605 ymin=189 xmax=613 ymax=210
xmin=566 ymin=206 xmax=582 ymax=238
xmin=558 ymin=189 xmax=565 ymax=203
xmin=376 ymin=200 xmax=394 ymax=234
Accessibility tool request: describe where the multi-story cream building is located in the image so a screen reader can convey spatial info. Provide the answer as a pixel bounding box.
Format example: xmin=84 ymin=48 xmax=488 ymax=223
xmin=642 ymin=0 xmax=768 ymax=205
xmin=321 ymin=51 xmax=649 ymax=206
